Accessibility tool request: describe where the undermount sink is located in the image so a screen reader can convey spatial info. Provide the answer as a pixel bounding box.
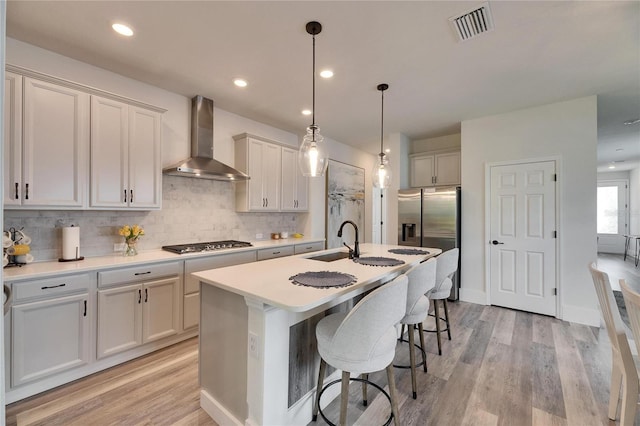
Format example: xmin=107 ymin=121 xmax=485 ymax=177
xmin=306 ymin=251 xmax=352 ymax=262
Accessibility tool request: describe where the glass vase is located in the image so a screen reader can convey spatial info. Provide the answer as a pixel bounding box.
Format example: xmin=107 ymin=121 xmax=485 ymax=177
xmin=124 ymin=239 xmax=138 ymax=256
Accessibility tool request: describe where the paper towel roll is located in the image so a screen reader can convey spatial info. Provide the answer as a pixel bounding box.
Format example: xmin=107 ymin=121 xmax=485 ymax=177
xmin=62 ymin=226 xmax=80 ymax=260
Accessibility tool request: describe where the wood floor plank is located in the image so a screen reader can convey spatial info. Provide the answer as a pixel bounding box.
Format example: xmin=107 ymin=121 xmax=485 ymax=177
xmin=532 ymin=313 xmax=556 ymax=347
xmin=459 ymin=319 xmax=494 ymax=366
xmin=531 ymin=341 xmax=566 ymax=419
xmin=532 ymin=407 xmax=569 ymax=426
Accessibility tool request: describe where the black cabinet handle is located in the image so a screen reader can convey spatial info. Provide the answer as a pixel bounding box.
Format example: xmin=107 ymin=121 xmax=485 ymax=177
xmin=41 ymin=283 xmax=66 ymax=290
xmin=138 ymin=289 xmax=142 ymax=304
xmin=273 ymin=251 xmax=281 ymax=255
xmin=25 ymin=183 xmax=29 ymax=200
xmin=15 ymin=182 xmax=19 ymax=199
xmin=144 ymin=288 xmax=148 ymax=303
xmin=134 ymin=271 xmax=151 ymax=276
xmin=491 ymin=240 xmax=504 ymax=245
xmin=83 ymin=300 xmax=87 ymax=317
xmin=130 ymin=189 xmax=133 ymax=203
xmin=124 ymin=189 xmax=127 ymax=203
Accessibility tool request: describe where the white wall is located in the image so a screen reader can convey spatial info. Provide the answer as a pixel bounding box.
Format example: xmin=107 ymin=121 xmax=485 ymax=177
xmin=1 ymin=2 xmax=7 ymax=420
xmin=386 ymin=133 xmax=411 ymax=245
xmin=630 ymin=166 xmax=640 ymax=254
xmin=461 ymin=96 xmax=599 ymax=326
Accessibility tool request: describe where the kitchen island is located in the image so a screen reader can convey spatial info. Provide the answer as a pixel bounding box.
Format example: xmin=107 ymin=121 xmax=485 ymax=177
xmin=193 ymin=243 xmax=440 ymax=426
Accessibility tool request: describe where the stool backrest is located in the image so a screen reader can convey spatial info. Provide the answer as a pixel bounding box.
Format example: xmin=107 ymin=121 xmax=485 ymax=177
xmin=406 ymin=257 xmax=437 ymax=314
xmin=620 ymin=279 xmax=640 ymax=357
xmin=435 ymin=248 xmax=459 ymax=292
xmin=332 ymin=275 xmax=408 ymax=361
xmin=588 ymin=262 xmax=631 ymax=359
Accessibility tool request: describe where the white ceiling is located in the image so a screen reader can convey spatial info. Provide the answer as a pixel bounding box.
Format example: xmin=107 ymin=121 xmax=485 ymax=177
xmin=6 ymin=1 xmax=640 ymax=170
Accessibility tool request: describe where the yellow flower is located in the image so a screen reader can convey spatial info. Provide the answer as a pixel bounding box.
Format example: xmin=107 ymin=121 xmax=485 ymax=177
xmin=118 ymin=225 xmax=144 ymax=240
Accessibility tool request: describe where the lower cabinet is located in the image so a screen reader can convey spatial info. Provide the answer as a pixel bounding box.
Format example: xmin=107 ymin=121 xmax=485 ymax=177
xmin=10 ymin=273 xmax=93 ymax=387
xmin=294 ymin=241 xmax=325 ymax=254
xmin=97 ymin=275 xmax=180 ymax=359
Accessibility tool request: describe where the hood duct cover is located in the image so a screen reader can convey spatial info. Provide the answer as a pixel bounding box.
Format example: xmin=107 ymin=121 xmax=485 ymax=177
xmin=163 ymin=96 xmax=250 ymax=181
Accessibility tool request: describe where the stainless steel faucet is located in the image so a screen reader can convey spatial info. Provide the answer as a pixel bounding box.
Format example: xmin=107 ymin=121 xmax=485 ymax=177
xmin=337 ymin=220 xmax=360 ymax=259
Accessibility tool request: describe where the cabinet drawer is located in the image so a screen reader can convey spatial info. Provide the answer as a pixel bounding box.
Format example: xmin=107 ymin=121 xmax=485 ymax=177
xmin=294 ymin=241 xmax=325 ymax=254
xmin=11 ymin=273 xmax=93 ymax=303
xmin=98 ymin=262 xmax=181 ymax=288
xmin=184 ymin=250 xmax=257 ymax=294
xmin=257 ymin=245 xmax=294 ymax=261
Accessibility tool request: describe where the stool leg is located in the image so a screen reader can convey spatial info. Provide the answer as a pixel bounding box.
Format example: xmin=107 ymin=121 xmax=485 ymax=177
xmin=361 ymin=373 xmax=368 ymax=406
xmin=386 ymin=364 xmax=400 ymax=426
xmin=434 ymin=299 xmax=442 ymax=355
xmin=340 ymin=371 xmax=350 ymax=426
xmin=418 ymin=322 xmax=427 ymax=372
xmin=443 ymin=299 xmax=452 ymax=341
xmin=408 ymin=323 xmax=417 ymax=399
xmin=312 ymin=358 xmax=327 ymax=421
xmin=399 ymin=324 xmax=405 ymax=342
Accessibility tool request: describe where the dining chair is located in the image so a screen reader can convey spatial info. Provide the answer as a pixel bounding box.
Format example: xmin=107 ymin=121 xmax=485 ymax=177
xmin=589 ymin=262 xmax=638 ymax=426
xmin=312 ymin=274 xmax=408 ymax=426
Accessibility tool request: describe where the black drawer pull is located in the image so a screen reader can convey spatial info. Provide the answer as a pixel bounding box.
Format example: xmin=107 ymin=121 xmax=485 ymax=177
xmin=14 ymin=182 xmax=18 ymax=199
xmin=25 ymin=183 xmax=29 ymax=200
xmin=130 ymin=189 xmax=133 ymax=203
xmin=83 ymin=300 xmax=87 ymax=317
xmin=124 ymin=189 xmax=127 ymax=203
xmin=41 ymin=283 xmax=66 ymax=290
xmin=138 ymin=289 xmax=142 ymax=303
xmin=134 ymin=271 xmax=152 ymax=276
xmin=145 ymin=288 xmax=148 ymax=303
xmin=273 ymin=251 xmax=280 ymax=255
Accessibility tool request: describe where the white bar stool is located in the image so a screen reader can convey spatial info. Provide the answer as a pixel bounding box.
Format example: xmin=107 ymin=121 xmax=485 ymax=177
xmin=424 ymin=248 xmax=459 ymax=355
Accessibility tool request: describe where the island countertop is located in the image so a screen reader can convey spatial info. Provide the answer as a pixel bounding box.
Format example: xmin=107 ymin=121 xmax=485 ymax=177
xmin=192 ymin=243 xmax=441 ymax=313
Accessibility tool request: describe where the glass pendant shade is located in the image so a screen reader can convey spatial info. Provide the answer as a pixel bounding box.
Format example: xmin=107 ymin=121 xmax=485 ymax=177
xmin=373 ymin=153 xmax=392 ymax=188
xmin=299 ymin=125 xmax=328 ymax=177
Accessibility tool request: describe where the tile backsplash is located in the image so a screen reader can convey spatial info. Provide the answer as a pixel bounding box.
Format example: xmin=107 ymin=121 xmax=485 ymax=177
xmin=4 ymin=176 xmax=303 ymax=261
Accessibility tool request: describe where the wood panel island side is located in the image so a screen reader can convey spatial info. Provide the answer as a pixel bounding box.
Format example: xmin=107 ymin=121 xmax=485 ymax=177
xmin=192 ymin=243 xmax=440 ymax=426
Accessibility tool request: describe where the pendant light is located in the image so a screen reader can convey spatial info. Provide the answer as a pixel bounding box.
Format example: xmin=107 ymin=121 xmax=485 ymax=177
xmin=373 ymin=83 xmax=391 ymax=189
xmin=298 ymin=21 xmax=329 ymax=178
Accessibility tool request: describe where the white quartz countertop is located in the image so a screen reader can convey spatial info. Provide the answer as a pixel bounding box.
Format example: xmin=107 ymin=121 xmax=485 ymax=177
xmin=193 ymin=243 xmax=441 ymax=313
xmin=3 ymin=238 xmax=324 ymax=282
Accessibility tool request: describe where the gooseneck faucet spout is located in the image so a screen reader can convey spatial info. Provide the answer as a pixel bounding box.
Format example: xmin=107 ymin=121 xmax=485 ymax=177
xmin=337 ymin=220 xmax=360 ymax=259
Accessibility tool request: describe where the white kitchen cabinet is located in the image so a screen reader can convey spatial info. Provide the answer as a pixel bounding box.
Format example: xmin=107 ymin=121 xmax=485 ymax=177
xmin=7 ymin=77 xmax=89 ymax=208
xmin=183 ymin=250 xmax=257 ymax=330
xmin=410 ymin=151 xmax=460 ymax=187
xmin=4 ymin=72 xmax=22 ymax=207
xmin=90 ymin=96 xmax=162 ymax=209
xmin=97 ymin=263 xmax=181 ymax=358
xmin=257 ymin=245 xmax=295 ymax=261
xmin=234 ymin=133 xmax=282 ymax=212
xmin=294 ymin=241 xmax=325 ymax=254
xmin=281 ymin=146 xmax=309 ymax=211
xmin=10 ymin=273 xmax=93 ymax=387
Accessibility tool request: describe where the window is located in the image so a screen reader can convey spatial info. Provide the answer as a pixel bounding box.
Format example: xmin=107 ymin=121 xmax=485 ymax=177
xmin=597 ymin=180 xmax=628 ymax=235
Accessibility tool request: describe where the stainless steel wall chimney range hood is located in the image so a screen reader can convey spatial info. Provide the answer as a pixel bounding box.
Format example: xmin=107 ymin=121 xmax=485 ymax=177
xmin=162 ymin=96 xmax=250 ymax=181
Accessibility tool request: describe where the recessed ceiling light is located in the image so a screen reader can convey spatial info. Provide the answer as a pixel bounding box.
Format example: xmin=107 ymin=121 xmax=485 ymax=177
xmin=112 ymin=23 xmax=134 ymax=37
xmin=319 ymin=70 xmax=334 ymax=78
xmin=302 ymin=109 xmax=312 ymax=116
xmin=233 ymin=79 xmax=248 ymax=88
xmin=608 ymin=165 xmax=616 ymax=169
xmin=624 ymin=118 xmax=640 ymax=125
xmin=616 ymin=148 xmax=624 ymax=152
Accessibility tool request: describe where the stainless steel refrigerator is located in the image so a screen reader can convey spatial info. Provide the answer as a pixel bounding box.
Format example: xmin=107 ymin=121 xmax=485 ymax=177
xmin=398 ymin=186 xmax=461 ymax=300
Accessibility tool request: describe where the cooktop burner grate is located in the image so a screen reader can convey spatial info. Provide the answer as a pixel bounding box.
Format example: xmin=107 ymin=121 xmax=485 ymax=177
xmin=162 ymin=240 xmax=252 ymax=254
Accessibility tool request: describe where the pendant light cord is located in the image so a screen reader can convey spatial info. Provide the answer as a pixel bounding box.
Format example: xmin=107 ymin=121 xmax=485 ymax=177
xmin=312 ymin=33 xmax=316 ymax=128
xmin=380 ymin=88 xmax=384 ymax=158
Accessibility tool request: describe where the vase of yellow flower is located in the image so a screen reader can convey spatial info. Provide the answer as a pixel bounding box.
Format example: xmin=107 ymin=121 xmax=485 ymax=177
xmin=118 ymin=225 xmax=145 ymax=256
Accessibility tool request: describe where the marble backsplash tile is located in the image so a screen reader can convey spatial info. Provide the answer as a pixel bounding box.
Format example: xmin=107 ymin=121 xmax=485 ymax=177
xmin=4 ymin=176 xmax=303 ymax=261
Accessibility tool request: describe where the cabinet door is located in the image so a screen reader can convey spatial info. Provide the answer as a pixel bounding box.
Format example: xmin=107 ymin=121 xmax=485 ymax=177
xmin=410 ymin=155 xmax=435 ymax=187
xmin=295 ymin=172 xmax=309 ymax=211
xmin=90 ymin=96 xmax=129 ymax=208
xmin=434 ymin=152 xmax=461 ymax=186
xmin=248 ymin=139 xmax=267 ymax=210
xmin=128 ymin=106 xmax=162 ymax=209
xmin=12 ymin=293 xmax=90 ymax=386
xmin=97 ymin=284 xmax=142 ymax=359
xmin=142 ymin=276 xmax=180 ymax=343
xmin=183 ymin=293 xmax=200 ymax=330
xmin=22 ymin=78 xmax=89 ymax=208
xmin=281 ymin=147 xmax=297 ymax=210
xmin=262 ymin=142 xmax=281 ymax=211
xmin=4 ymin=72 xmax=22 ymax=206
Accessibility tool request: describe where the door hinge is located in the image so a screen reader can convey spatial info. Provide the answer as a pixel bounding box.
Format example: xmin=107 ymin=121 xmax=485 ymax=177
xmin=552 ymin=231 xmax=557 ymax=238
xmin=552 ymin=174 xmax=557 ymax=182
xmin=552 ymin=288 xmax=557 ymax=296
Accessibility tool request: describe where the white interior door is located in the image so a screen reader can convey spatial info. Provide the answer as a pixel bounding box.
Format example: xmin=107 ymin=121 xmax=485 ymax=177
xmin=489 ymin=160 xmax=557 ymax=316
xmin=596 ymin=180 xmax=628 ymax=254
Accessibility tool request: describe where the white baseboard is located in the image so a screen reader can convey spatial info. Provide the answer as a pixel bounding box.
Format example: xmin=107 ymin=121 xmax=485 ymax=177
xmin=459 ymin=288 xmax=487 ymax=305
xmin=200 ymin=389 xmax=243 ymax=426
xmin=286 ymin=369 xmax=341 ymax=425
xmin=562 ymin=304 xmax=600 ymax=327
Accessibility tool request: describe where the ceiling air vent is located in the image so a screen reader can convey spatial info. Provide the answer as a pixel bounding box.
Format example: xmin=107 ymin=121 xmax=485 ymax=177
xmin=449 ymin=2 xmax=494 ymax=42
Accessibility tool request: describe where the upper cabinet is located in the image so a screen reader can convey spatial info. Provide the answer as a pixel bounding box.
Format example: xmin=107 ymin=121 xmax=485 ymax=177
xmin=8 ymin=77 xmax=90 ymax=209
xmin=234 ymin=134 xmax=282 ymax=212
xmin=281 ymin=146 xmax=308 ymax=211
xmin=410 ymin=150 xmax=461 ymax=187
xmin=91 ymin=97 xmax=162 ymax=209
xmin=4 ymin=65 xmax=165 ymax=210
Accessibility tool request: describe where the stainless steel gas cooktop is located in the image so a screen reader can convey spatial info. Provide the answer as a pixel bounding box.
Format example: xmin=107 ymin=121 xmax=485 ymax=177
xmin=162 ymin=240 xmax=253 ymax=254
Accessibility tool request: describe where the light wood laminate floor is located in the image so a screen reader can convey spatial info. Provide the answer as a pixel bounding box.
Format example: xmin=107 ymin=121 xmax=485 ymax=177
xmin=6 ymin=255 xmax=636 ymax=425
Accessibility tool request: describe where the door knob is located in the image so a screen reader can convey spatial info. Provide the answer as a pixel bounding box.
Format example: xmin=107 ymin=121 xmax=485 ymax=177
xmin=491 ymin=240 xmax=504 ymax=245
